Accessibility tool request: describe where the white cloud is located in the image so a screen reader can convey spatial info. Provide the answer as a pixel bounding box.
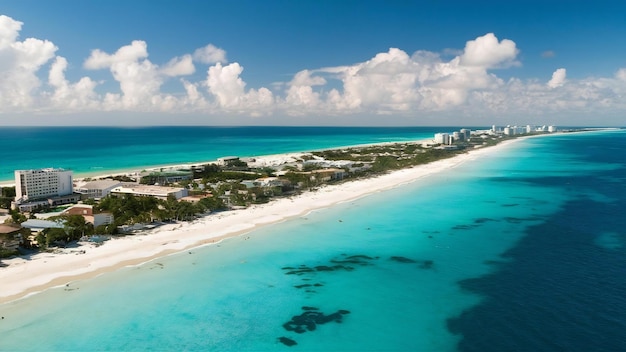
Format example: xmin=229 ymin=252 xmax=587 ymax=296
xmin=548 ymin=68 xmax=567 ymax=88
xmin=290 ymin=69 xmax=326 ymax=87
xmin=460 ymin=33 xmax=519 ymax=68
xmin=193 ymin=44 xmax=227 ymax=64
xmin=84 ymin=40 xmax=163 ymax=109
xmin=206 ymin=62 xmax=246 ymax=107
xmin=282 ymin=70 xmax=327 ymax=111
xmin=205 ymin=62 xmax=274 ymax=112
xmin=0 ymin=15 xmax=22 ymax=48
xmin=302 ymin=39 xmax=512 ymax=114
xmin=48 ymin=56 xmax=98 ymax=108
xmin=0 ymin=15 xmax=57 ymax=110
xmin=181 ymin=79 xmax=205 ymax=106
xmin=160 ymin=54 xmax=195 ymax=77
xmin=1 ymin=13 xmax=626 ymax=125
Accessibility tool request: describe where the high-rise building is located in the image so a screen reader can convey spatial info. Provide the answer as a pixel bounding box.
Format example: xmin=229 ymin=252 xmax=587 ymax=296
xmin=14 ymin=168 xmax=73 ymax=202
xmin=460 ymin=129 xmax=471 ymax=140
xmin=434 ymin=133 xmax=450 ymax=145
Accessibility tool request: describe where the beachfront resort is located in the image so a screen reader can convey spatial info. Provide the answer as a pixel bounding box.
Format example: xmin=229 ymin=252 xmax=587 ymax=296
xmin=0 ymin=124 xmax=558 ymax=261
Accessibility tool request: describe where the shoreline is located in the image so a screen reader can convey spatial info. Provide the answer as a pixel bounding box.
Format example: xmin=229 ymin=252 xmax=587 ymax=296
xmin=1 ymin=130 xmax=609 ymax=305
xmin=0 ymin=138 xmax=435 ymax=187
xmin=0 ymin=128 xmax=617 ymax=186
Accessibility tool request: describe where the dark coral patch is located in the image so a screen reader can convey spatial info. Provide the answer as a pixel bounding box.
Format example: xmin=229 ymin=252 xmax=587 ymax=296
xmin=452 ymin=224 xmax=477 ymax=230
xmin=390 ymin=256 xmax=417 ymax=263
xmin=474 ymin=217 xmax=497 ymax=224
xmin=419 ymin=260 xmax=434 ymax=269
xmin=278 ymin=336 xmax=297 ymax=346
xmin=346 ymin=254 xmax=374 ymax=260
xmin=282 ymin=308 xmax=350 ymax=335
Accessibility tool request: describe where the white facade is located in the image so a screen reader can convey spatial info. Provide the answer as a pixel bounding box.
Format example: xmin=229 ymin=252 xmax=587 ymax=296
xmin=504 ymin=126 xmax=526 ymax=136
xmin=110 ymin=184 xmax=188 ymax=200
xmin=548 ymin=125 xmax=557 ymax=132
xmin=15 ymin=168 xmax=73 ymax=202
xmin=75 ymin=180 xmax=122 ymax=199
xmin=61 ymin=204 xmax=114 ymax=227
xmin=434 ymin=133 xmax=450 ymax=145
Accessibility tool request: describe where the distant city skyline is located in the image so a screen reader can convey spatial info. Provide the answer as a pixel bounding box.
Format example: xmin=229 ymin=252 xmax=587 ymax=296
xmin=1 ymin=0 xmax=625 ymax=126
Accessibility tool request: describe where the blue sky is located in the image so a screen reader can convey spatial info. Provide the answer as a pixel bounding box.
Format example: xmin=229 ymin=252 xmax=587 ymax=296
xmin=1 ymin=0 xmax=625 ymax=126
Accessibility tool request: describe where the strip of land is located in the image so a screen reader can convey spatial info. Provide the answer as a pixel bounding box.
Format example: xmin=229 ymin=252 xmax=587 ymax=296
xmin=0 ymin=136 xmax=527 ymax=304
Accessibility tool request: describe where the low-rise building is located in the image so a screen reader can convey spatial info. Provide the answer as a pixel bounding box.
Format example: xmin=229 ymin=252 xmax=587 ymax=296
xmin=311 ymin=169 xmax=345 ymax=182
xmin=12 ymin=193 xmax=81 ymax=212
xmin=139 ymin=170 xmax=193 ymax=184
xmin=21 ymin=219 xmax=66 ymax=245
xmin=242 ymin=177 xmax=291 ymax=189
xmin=0 ymin=224 xmax=22 ymax=251
xmin=62 ymin=204 xmax=114 ymax=227
xmin=294 ymin=168 xmax=346 ymax=183
xmin=180 ymin=194 xmax=213 ymax=204
xmin=110 ymin=184 xmax=189 ymax=200
xmin=75 ymin=180 xmax=122 ymax=199
xmin=217 ymin=156 xmax=240 ymax=166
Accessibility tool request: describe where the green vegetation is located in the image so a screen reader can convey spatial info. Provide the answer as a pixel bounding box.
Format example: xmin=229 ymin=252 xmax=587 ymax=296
xmin=36 ymin=215 xmax=93 ymax=248
xmin=192 ymin=163 xmax=261 ymax=183
xmin=0 ymin=247 xmax=19 ymax=258
xmin=0 ymin=186 xmax=16 ymax=209
xmin=7 ymin=129 xmax=551 ymax=255
xmin=95 ymin=193 xmax=225 ymax=226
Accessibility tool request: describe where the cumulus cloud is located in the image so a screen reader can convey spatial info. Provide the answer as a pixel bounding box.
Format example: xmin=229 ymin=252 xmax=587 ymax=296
xmin=48 ymin=56 xmax=98 ymax=108
xmin=460 ymin=33 xmax=519 ymax=68
xmin=0 ymin=15 xmax=57 ymax=110
xmin=84 ymin=40 xmax=164 ymax=109
xmin=0 ymin=15 xmax=21 ymax=47
xmin=2 ymin=13 xmax=626 ymax=123
xmin=193 ymin=44 xmax=227 ymax=64
xmin=542 ymin=50 xmax=556 ymax=58
xmin=205 ymin=62 xmax=273 ymax=112
xmin=160 ymin=55 xmax=195 ymax=77
xmin=206 ymin=62 xmax=246 ymax=107
xmin=548 ymin=68 xmax=567 ymax=88
xmin=302 ymin=35 xmax=516 ymax=113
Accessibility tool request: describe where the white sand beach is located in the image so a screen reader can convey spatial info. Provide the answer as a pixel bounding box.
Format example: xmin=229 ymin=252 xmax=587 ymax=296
xmin=0 ymin=138 xmax=523 ymax=304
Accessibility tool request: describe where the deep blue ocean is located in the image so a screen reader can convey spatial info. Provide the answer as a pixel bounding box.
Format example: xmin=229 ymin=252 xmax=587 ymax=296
xmin=0 ymin=126 xmax=454 ymax=182
xmin=1 ymin=128 xmax=626 ymax=351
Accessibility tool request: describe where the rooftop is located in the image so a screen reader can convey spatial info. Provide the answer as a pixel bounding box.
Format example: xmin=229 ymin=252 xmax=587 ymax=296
xmin=79 ymin=180 xmax=122 ymax=189
xmin=0 ymin=224 xmax=21 ymax=234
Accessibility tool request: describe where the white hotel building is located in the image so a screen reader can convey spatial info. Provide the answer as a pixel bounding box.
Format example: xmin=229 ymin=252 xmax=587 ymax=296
xmin=434 ymin=133 xmax=450 ymax=145
xmin=14 ymin=168 xmax=73 ymax=203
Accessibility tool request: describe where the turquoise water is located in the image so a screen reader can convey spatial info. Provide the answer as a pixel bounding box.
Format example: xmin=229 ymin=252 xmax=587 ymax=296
xmin=0 ymin=126 xmax=455 ymax=182
xmin=1 ymin=129 xmax=626 ymax=351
